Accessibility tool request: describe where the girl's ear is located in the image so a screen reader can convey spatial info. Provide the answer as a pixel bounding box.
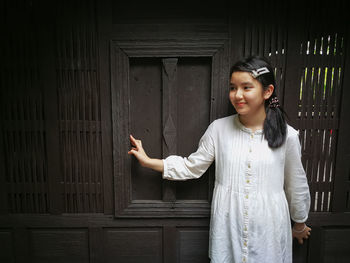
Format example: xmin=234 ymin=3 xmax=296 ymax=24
xmin=263 ymin=84 xmax=274 ymax=100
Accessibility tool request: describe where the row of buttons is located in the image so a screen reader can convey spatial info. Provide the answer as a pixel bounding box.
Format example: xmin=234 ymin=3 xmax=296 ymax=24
xmin=242 ymin=133 xmax=254 ymax=262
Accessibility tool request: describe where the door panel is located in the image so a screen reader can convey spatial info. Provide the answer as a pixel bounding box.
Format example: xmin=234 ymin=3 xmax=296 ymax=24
xmin=175 ymin=58 xmax=212 ymax=201
xmin=103 ymin=228 xmax=163 ymax=263
xmin=130 ymin=58 xmax=163 ymax=201
xmin=111 ymin=38 xmax=229 ymax=218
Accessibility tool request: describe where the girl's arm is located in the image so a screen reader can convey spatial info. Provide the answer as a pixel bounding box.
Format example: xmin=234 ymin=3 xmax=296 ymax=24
xmin=128 ymin=120 xmax=215 ymax=181
xmin=284 ymin=128 xmax=311 ymax=244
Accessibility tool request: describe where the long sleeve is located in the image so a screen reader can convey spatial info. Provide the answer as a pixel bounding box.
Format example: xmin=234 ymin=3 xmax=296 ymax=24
xmin=284 ymin=129 xmax=311 ymax=223
xmin=162 ymin=121 xmax=215 ymax=181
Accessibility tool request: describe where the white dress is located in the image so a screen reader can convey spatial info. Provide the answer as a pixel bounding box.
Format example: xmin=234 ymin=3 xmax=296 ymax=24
xmin=162 ymin=114 xmax=311 ymax=263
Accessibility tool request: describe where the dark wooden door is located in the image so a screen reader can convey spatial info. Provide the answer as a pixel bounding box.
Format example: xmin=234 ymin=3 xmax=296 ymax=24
xmin=1 ymin=0 xmax=350 ymax=262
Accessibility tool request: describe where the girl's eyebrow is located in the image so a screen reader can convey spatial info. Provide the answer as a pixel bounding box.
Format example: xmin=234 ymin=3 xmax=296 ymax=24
xmin=240 ymin=81 xmax=253 ymax=85
xmin=230 ymin=81 xmax=253 ymax=86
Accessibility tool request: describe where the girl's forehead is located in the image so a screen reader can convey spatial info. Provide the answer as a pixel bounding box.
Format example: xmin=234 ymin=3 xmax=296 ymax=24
xmin=230 ymin=71 xmax=255 ymax=84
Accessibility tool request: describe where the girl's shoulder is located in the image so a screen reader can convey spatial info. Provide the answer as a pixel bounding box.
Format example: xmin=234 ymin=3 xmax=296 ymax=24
xmin=285 ymin=123 xmax=301 ymax=146
xmin=208 ymin=114 xmax=236 ymax=132
xmin=286 ymin=124 xmax=299 ymax=137
xmin=212 ymin=114 xmax=235 ymax=126
xmin=204 ymin=115 xmax=235 ymax=139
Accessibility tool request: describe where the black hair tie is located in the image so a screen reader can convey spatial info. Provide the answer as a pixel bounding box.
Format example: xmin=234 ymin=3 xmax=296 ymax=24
xmin=269 ymin=96 xmax=280 ymax=108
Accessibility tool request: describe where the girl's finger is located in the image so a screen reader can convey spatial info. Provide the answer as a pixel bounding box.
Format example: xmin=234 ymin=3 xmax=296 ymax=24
xmin=130 ymin=135 xmax=142 ymax=148
xmin=130 ymin=135 xmax=139 ymax=148
xmin=128 ymin=149 xmax=139 ymax=155
xmin=129 ymin=135 xmax=135 ymax=145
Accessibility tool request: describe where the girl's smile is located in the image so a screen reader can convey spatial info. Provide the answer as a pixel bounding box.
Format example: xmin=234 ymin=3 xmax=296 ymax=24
xmin=236 ymin=102 xmax=246 ymax=107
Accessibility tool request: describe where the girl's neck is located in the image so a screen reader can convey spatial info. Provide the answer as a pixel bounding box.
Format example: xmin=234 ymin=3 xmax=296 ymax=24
xmin=238 ymin=109 xmax=266 ymax=132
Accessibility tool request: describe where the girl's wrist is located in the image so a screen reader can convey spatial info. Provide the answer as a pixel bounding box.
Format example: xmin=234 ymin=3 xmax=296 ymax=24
xmin=145 ymin=158 xmax=163 ymax=172
xmin=293 ymin=223 xmax=306 ymax=233
xmin=143 ymin=157 xmax=153 ymax=168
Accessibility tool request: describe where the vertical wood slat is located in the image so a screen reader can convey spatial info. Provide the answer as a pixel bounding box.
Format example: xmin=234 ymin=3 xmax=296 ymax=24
xmin=87 ymin=71 xmax=94 ymax=212
xmin=41 ymin=0 xmax=63 ymax=215
xmin=96 ymin=0 xmax=113 ymax=214
xmin=18 ymin=81 xmax=26 ymax=211
xmin=0 ymin=77 xmax=6 ymax=213
xmin=79 ymin=20 xmax=88 ymax=212
xmin=162 ymin=58 xmax=178 ymax=203
xmin=333 ymin=16 xmax=350 ymax=212
xmin=113 ymin=45 xmax=130 ymax=217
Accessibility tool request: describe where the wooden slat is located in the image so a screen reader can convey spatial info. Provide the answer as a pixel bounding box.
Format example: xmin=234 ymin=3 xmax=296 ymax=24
xmin=0 ymin=68 xmax=7 ymax=212
xmin=163 ymin=226 xmax=177 ymax=263
xmin=162 ymin=58 xmax=178 ymax=203
xmin=332 ymin=8 xmax=350 ymax=211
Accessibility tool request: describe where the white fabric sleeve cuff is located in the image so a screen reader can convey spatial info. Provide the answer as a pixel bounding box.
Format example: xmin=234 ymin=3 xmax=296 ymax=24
xmin=162 ymin=159 xmax=168 ymax=179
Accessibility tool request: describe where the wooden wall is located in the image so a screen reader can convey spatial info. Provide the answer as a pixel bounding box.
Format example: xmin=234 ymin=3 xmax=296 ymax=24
xmin=1 ymin=0 xmax=349 ymax=262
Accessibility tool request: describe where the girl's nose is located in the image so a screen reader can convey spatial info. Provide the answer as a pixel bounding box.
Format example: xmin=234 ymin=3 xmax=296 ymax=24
xmin=235 ymin=89 xmax=243 ymax=99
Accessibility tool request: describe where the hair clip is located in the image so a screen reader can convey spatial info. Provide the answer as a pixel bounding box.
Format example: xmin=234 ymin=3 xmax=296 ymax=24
xmin=251 ymin=67 xmax=270 ymax=78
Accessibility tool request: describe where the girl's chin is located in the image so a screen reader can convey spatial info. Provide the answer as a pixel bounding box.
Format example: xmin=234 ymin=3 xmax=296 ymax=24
xmin=233 ymin=107 xmax=248 ymax=115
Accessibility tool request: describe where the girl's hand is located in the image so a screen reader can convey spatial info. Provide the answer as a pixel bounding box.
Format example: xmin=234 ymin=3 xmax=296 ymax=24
xmin=128 ymin=135 xmax=151 ymax=167
xmin=292 ymin=223 xmax=311 ymax=244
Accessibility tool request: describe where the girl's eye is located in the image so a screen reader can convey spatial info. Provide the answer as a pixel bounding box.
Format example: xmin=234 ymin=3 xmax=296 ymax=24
xmin=230 ymin=86 xmax=236 ymax=91
xmin=244 ymin=86 xmax=251 ymax=90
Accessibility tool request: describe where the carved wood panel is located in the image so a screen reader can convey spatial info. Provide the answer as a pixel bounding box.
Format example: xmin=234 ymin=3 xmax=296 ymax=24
xmin=111 ymin=38 xmax=229 ymax=217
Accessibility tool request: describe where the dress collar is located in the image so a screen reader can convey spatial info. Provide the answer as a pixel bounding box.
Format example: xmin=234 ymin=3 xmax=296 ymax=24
xmin=233 ymin=114 xmax=264 ymax=135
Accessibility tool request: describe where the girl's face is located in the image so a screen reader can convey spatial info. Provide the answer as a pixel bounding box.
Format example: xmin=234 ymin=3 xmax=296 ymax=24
xmin=229 ymin=71 xmax=273 ymax=117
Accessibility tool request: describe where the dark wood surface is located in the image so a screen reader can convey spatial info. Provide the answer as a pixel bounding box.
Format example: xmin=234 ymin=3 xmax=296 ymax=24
xmin=1 ymin=0 xmax=349 ymax=262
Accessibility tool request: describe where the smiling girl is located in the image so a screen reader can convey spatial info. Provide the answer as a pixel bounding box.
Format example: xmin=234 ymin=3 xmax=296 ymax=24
xmin=128 ymin=56 xmax=311 ymax=263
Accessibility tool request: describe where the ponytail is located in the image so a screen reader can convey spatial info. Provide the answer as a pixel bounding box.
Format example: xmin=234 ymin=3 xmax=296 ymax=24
xmin=230 ymin=56 xmax=287 ymax=148
xmin=263 ymin=96 xmax=287 ymax=148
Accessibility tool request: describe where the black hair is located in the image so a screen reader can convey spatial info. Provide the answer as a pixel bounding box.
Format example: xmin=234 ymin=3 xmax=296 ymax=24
xmin=229 ymin=56 xmax=287 ymax=148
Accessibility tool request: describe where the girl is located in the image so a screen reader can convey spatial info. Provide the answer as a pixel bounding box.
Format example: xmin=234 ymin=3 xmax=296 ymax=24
xmin=128 ymin=56 xmax=311 ymax=263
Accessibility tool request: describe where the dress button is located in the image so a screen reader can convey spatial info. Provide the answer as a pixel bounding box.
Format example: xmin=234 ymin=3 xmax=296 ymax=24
xmin=245 ymin=195 xmax=249 ymax=199
xmin=244 ymin=226 xmax=248 ymax=231
xmin=244 ymin=241 xmax=247 ymax=247
xmin=248 ymin=163 xmax=251 ymax=168
xmin=243 ymin=257 xmax=246 ymax=262
xmin=250 ymin=134 xmax=254 ymax=139
xmin=246 ymin=179 xmax=250 ymax=183
xmin=249 ymin=148 xmax=252 ymax=153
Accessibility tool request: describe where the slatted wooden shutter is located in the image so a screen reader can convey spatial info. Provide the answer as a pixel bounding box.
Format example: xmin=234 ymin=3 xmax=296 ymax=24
xmin=284 ymin=0 xmax=347 ymax=213
xmin=55 ymin=0 xmax=104 ymax=213
xmin=1 ymin=0 xmax=49 ymax=214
